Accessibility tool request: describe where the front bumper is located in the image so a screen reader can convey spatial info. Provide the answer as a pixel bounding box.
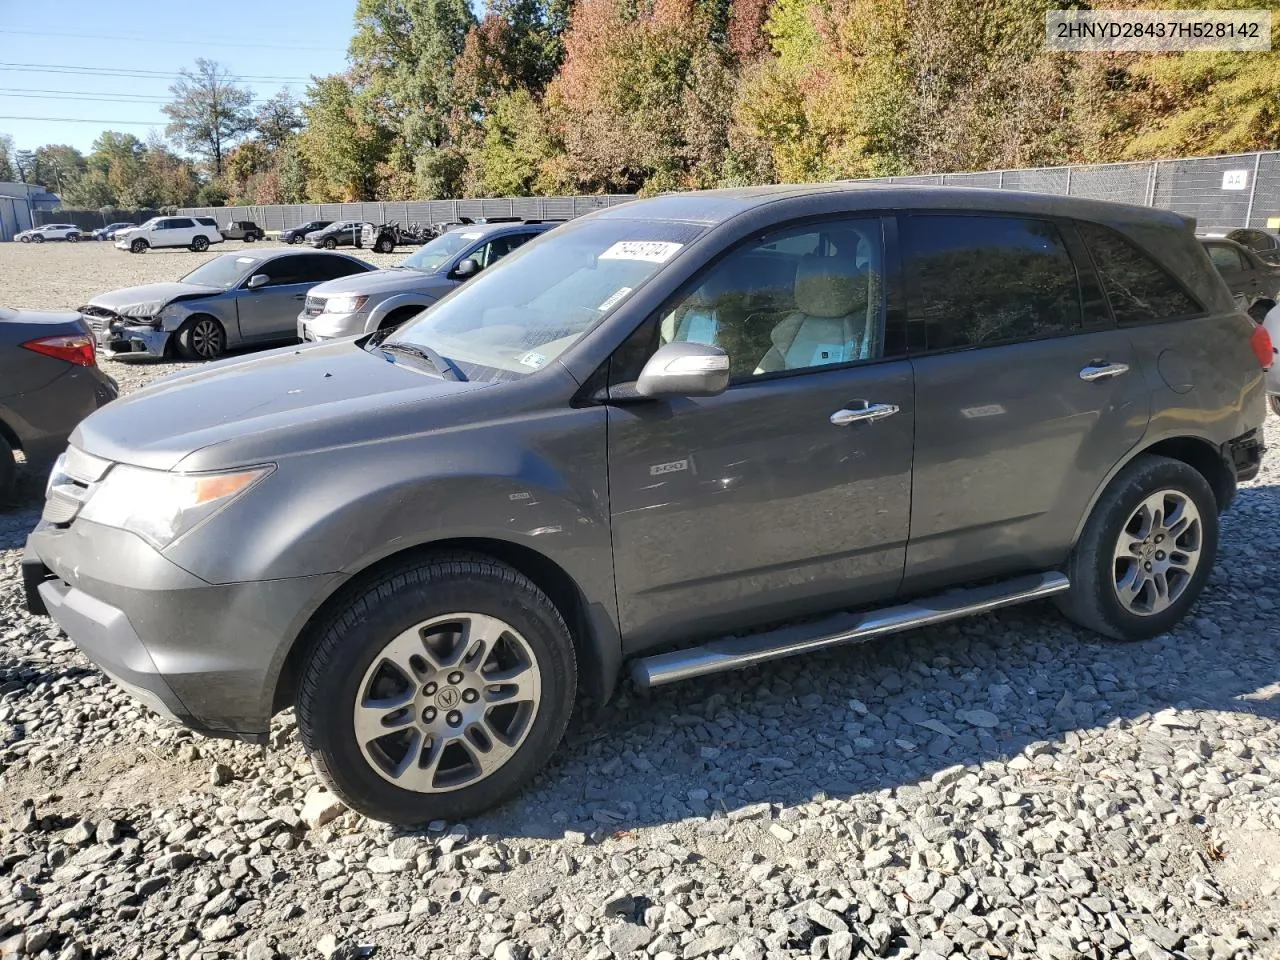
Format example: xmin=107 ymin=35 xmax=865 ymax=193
xmin=297 ymin=310 xmax=364 ymax=342
xmin=24 ymin=520 xmax=339 ymax=742
xmin=94 ymin=323 xmax=171 ymax=359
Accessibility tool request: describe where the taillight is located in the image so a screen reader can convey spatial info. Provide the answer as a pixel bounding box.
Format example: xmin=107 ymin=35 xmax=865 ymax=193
xmin=22 ymin=334 xmax=97 ymax=368
xmin=1251 ymin=323 xmax=1273 ymax=370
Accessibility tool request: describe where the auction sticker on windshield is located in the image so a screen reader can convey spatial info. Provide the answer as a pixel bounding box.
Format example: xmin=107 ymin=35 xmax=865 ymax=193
xmin=599 ymin=241 xmax=683 ymax=263
xmin=598 ymin=287 xmax=632 ymax=311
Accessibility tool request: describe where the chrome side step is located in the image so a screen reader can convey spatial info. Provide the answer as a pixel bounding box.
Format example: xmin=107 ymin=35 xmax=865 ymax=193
xmin=630 ymin=571 xmax=1070 ymax=689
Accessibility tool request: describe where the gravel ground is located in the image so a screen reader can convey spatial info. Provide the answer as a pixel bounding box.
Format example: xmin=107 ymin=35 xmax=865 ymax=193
xmin=3 ymin=240 xmax=1280 ymax=960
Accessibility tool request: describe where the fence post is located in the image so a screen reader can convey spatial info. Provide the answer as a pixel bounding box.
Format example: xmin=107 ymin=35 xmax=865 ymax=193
xmin=1146 ymin=162 xmax=1158 ymax=206
xmin=1244 ymin=152 xmax=1262 ymax=227
xmin=1065 ymin=166 xmax=1072 ymax=196
xmin=998 ymin=170 xmax=1004 ymax=190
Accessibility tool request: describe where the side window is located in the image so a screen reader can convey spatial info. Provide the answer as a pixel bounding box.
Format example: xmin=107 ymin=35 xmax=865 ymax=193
xmin=657 ymin=218 xmax=885 ymax=378
xmin=197 ymin=217 xmax=217 ymax=227
xmin=1206 ymin=244 xmax=1245 ymax=272
xmin=905 ymin=215 xmax=1082 ymax=351
xmin=154 ymin=219 xmax=172 ymax=230
xmin=255 ymin=257 xmax=306 ymax=287
xmin=1077 ymin=222 xmax=1202 ymax=325
xmin=169 ymin=218 xmax=195 ymax=229
xmin=474 ymin=233 xmax=532 ymax=268
xmin=305 ymin=254 xmax=365 ymax=281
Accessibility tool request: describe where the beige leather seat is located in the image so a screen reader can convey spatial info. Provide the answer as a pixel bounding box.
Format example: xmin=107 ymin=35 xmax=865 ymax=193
xmin=755 ymin=258 xmax=873 ymax=374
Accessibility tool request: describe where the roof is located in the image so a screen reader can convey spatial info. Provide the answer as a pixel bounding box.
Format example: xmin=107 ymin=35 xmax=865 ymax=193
xmin=591 ymin=183 xmax=1192 ymax=230
xmin=442 ymin=220 xmax=559 ymax=237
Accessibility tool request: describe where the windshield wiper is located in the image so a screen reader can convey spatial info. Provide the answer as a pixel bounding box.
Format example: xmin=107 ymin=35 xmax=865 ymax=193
xmin=380 ymin=341 xmax=467 ymax=381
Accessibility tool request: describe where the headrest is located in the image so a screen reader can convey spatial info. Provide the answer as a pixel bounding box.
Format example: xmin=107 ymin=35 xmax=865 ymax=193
xmin=794 ymin=258 xmax=864 ymax=319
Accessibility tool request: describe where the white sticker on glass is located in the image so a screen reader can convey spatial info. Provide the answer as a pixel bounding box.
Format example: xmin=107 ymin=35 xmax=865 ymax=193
xmin=519 ymin=351 xmax=548 ymax=368
xmin=810 ymin=344 xmax=847 ymax=365
xmin=598 ymin=286 xmax=633 ymax=311
xmin=599 ymin=241 xmax=683 ymax=263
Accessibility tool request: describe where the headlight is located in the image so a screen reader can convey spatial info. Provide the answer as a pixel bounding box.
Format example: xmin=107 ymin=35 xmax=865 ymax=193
xmin=324 ymin=295 xmax=369 ymax=314
xmin=78 ymin=463 xmax=273 ymax=548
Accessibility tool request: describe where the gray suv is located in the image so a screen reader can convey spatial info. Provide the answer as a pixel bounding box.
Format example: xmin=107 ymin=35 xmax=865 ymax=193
xmin=297 ymin=221 xmax=556 ymax=342
xmin=23 ymin=186 xmax=1271 ymax=826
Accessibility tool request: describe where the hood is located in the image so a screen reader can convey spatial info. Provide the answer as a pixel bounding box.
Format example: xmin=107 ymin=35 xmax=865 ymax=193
xmin=309 ymin=267 xmax=446 ymax=298
xmin=70 ymin=339 xmax=492 ymax=471
xmin=85 ymin=281 xmax=224 ymax=317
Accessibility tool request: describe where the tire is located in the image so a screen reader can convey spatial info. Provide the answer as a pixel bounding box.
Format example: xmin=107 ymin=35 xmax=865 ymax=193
xmin=67 ymin=233 xmax=79 ymax=243
xmin=244 ymin=233 xmax=257 ymax=243
xmin=33 ymin=235 xmax=45 ymax=243
xmin=296 ymin=554 xmax=578 ymax=826
xmin=374 ymin=237 xmax=394 ymax=254
xmin=19 ymin=236 xmax=29 ymax=243
xmin=175 ymin=316 xmax=226 ymax=361
xmin=285 ymin=236 xmax=297 ymax=244
xmin=130 ymin=238 xmax=148 ymax=254
xmin=1056 ymin=454 xmax=1219 ymax=641
xmin=0 ymin=433 xmax=15 ymax=506
xmin=1249 ymin=300 xmax=1276 ymax=324
xmin=323 ymin=237 xmax=338 ymax=250
xmin=190 ymin=235 xmax=210 ymax=253
xmin=1270 ymin=395 xmax=1280 ymax=418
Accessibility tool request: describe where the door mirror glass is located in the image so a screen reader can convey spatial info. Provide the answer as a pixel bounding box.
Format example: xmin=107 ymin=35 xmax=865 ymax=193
xmin=636 ymin=342 xmax=731 ymax=398
xmin=246 ymin=273 xmax=270 ymax=290
xmin=453 ymin=257 xmax=480 ymax=279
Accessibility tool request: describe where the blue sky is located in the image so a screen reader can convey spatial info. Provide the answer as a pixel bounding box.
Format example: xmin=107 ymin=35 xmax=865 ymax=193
xmin=0 ymin=0 xmax=358 ymax=155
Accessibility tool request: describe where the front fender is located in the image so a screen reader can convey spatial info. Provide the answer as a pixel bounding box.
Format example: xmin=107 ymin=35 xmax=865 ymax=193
xmin=159 ymin=298 xmax=229 ymax=333
xmin=365 ymin=293 xmax=439 ymax=333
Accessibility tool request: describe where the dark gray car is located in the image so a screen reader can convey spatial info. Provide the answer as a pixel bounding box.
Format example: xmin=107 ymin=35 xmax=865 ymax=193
xmin=1 ymin=307 xmax=117 ymax=502
xmin=81 ymin=250 xmax=373 ymax=361
xmin=23 ymin=186 xmax=1270 ymax=825
xmin=1200 ymin=236 xmax=1280 ymax=321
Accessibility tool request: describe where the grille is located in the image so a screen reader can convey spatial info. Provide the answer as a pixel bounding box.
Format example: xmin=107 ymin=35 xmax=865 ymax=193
xmin=304 ymin=296 xmax=326 ymax=318
xmin=80 ymin=306 xmax=117 ymax=334
xmin=41 ymin=447 xmax=112 ymax=526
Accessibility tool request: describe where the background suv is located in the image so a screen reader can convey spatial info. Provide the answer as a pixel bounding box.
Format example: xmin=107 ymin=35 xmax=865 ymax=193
xmin=307 ymin=221 xmax=369 ymax=249
xmin=24 ymin=186 xmax=1270 ymax=827
xmin=219 ymin=220 xmax=264 ymax=242
xmin=298 ymin=220 xmax=555 ymax=341
xmin=281 ymin=220 xmax=332 ymax=244
xmin=115 ymin=217 xmax=224 ymax=253
xmin=1200 ymin=235 xmax=1280 ymax=321
xmin=16 ymin=223 xmax=81 ymax=243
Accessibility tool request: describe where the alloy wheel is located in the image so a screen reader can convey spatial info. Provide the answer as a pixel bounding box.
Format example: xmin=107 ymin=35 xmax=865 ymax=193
xmin=353 ymin=613 xmax=542 ymax=793
xmin=1113 ymin=489 xmax=1203 ymax=616
xmin=190 ymin=318 xmax=223 ymax=359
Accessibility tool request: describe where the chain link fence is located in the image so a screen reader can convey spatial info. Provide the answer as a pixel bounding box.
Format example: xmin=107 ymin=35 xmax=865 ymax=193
xmin=853 ymin=151 xmax=1280 ymax=233
xmin=173 ymin=195 xmax=635 ymax=233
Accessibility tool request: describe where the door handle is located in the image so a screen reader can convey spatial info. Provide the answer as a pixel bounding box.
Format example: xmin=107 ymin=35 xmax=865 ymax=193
xmin=1079 ymin=361 xmax=1130 ymax=382
xmin=830 ymin=402 xmax=900 ymax=426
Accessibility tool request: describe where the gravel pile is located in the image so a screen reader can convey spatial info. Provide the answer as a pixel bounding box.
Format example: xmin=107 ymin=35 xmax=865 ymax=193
xmin=3 ymin=241 xmax=1280 ymax=959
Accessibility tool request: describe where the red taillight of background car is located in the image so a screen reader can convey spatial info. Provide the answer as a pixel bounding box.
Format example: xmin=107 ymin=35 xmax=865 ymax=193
xmin=22 ymin=334 xmax=97 ymax=368
xmin=1251 ymin=323 xmax=1274 ymax=370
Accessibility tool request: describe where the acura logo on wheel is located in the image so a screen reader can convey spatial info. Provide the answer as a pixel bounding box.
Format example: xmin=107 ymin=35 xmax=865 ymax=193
xmin=436 ymin=688 xmax=461 ymax=709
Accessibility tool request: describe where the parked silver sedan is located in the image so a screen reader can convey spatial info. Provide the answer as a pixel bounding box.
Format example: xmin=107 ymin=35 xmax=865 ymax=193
xmin=81 ymin=250 xmax=374 ymax=361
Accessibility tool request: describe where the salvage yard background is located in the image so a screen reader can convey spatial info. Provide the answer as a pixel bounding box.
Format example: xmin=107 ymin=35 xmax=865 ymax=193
xmin=1 ymin=240 xmax=1280 ymax=960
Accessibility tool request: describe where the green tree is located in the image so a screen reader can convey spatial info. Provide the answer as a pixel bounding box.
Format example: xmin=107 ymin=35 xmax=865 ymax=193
xmin=255 ymin=90 xmax=306 ymax=150
xmin=298 ymin=74 xmax=392 ymax=201
xmin=0 ymin=133 xmax=15 ymax=182
xmin=163 ymin=58 xmax=256 ymax=176
xmin=33 ymin=144 xmax=87 ymax=195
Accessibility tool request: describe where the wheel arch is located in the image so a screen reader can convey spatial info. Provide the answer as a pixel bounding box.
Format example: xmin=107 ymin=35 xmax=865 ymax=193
xmin=1071 ymin=434 xmax=1235 ymax=548
xmin=270 ymin=536 xmax=620 ymax=719
xmin=0 ymin=415 xmax=22 ymax=453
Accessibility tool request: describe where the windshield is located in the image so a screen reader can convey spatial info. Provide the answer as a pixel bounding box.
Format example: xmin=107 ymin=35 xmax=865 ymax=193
xmin=386 ymin=218 xmax=704 ymax=381
xmin=181 ymin=255 xmax=259 ymax=289
xmin=399 ymin=229 xmax=480 ymax=273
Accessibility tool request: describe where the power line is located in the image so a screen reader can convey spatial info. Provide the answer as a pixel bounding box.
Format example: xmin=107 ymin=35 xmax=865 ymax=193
xmin=0 ymin=89 xmax=275 ymax=104
xmin=0 ymin=63 xmax=314 ymax=83
xmin=1 ymin=27 xmax=346 ymax=53
xmin=0 ymin=114 xmax=167 ymax=126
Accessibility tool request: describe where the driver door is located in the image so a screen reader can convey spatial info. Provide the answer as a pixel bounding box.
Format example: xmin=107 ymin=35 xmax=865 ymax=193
xmin=606 ymin=216 xmax=915 ymax=649
xmin=233 ymin=256 xmax=314 ymax=340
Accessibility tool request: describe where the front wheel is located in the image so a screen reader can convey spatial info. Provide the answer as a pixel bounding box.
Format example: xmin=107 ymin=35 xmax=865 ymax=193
xmin=19 ymin=235 xmax=29 ymax=243
xmin=67 ymin=234 xmax=79 ymax=243
xmin=296 ymin=555 xmax=578 ymax=825
xmin=1056 ymin=454 xmax=1218 ymax=641
xmin=374 ymin=237 xmax=394 ymax=254
xmin=190 ymin=235 xmax=210 ymax=252
xmin=175 ymin=316 xmax=226 ymax=361
xmin=130 ymin=238 xmax=148 ymax=254
xmin=323 ymin=237 xmax=338 ymax=250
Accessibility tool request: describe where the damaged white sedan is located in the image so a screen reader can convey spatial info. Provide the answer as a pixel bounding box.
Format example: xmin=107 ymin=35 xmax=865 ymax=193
xmin=80 ymin=250 xmax=374 ymax=361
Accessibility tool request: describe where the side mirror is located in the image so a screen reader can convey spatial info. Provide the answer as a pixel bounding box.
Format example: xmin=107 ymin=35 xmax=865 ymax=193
xmin=246 ymin=274 xmax=269 ymax=290
xmin=636 ymin=342 xmax=731 ymax=399
xmin=453 ymin=258 xmax=480 ymax=279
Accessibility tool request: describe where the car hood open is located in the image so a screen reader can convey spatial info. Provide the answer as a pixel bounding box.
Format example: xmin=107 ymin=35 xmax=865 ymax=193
xmin=83 ymin=282 xmax=224 ymax=318
xmin=69 ymin=339 xmax=492 ymax=472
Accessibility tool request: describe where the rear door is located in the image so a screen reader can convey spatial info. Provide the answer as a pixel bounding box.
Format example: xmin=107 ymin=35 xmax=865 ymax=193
xmin=1204 ymin=242 xmax=1255 ymax=310
xmin=901 ymin=212 xmax=1149 ymax=592
xmin=607 ymin=215 xmax=915 ymax=649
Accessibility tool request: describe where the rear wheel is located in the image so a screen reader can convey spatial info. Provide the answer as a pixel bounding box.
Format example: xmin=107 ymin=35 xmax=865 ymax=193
xmin=176 ymin=316 xmax=226 ymax=361
xmin=1057 ymin=454 xmax=1218 ymax=641
xmin=1270 ymin=395 xmax=1280 ymax=418
xmin=130 ymin=238 xmax=148 ymax=254
xmin=296 ymin=555 xmax=577 ymax=825
xmin=190 ymin=235 xmax=210 ymax=253
xmin=244 ymin=233 xmax=257 ymax=243
xmin=0 ymin=433 xmax=15 ymax=506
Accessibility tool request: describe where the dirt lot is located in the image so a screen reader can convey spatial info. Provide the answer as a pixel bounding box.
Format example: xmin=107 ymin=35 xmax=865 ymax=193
xmin=2 ymin=238 xmax=1280 ymax=960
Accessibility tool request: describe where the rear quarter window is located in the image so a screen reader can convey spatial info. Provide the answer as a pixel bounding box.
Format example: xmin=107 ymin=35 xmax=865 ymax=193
xmin=1077 ymin=222 xmax=1203 ymax=324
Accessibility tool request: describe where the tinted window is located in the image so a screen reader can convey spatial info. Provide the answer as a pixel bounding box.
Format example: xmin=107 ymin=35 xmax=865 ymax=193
xmin=1206 ymin=244 xmax=1245 ymax=272
xmin=658 ymin=218 xmax=885 ymax=377
xmin=195 ymin=217 xmax=217 ymax=226
xmin=168 ymin=218 xmax=195 ymax=229
xmin=906 ymin=215 xmax=1082 ymax=350
xmin=256 ymin=256 xmax=308 ymax=286
xmin=1077 ymin=222 xmax=1202 ymax=324
xmin=305 ymin=254 xmax=368 ymax=281
xmin=476 ymin=232 xmax=537 ymax=268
